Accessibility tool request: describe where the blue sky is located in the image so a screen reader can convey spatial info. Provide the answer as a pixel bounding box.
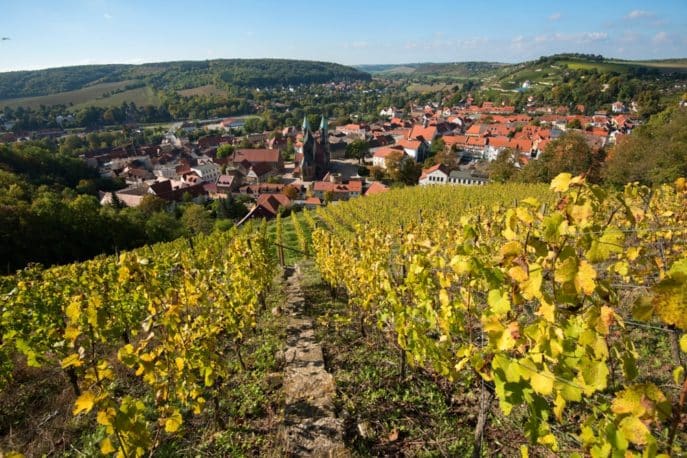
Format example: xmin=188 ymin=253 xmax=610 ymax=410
xmin=0 ymin=0 xmax=685 ymax=72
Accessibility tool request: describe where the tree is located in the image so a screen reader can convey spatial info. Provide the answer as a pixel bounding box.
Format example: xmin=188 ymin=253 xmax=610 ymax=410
xmin=519 ymin=132 xmax=603 ymax=184
xmin=429 ymin=137 xmax=445 ymax=156
xmin=566 ymin=118 xmax=583 ymax=130
xmin=216 ymin=144 xmax=235 ymax=159
xmin=145 ymin=211 xmax=183 ymax=243
xmin=369 ymin=165 xmax=385 ymax=181
xmin=636 ymin=89 xmax=662 ymax=120
xmin=283 ymin=184 xmax=299 ymax=200
xmin=488 ymin=148 xmax=518 ymax=183
xmin=181 ymin=204 xmax=213 ymax=235
xmin=345 ymin=139 xmax=370 ymax=164
xmin=283 ymin=138 xmax=296 ymax=161
xmin=138 ymin=195 xmax=167 ymax=215
xmin=603 ymin=106 xmax=687 ymax=186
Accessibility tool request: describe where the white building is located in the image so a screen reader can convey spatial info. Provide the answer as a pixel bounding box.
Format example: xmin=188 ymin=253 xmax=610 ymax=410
xmin=191 ymin=162 xmax=221 ymax=184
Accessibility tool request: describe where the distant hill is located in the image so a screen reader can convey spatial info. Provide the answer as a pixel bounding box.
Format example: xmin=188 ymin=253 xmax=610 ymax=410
xmin=0 ymin=59 xmax=371 ymax=103
xmin=358 ymin=55 xmax=687 ymax=86
xmin=356 ymin=62 xmax=507 ymax=79
xmin=490 ymin=54 xmax=687 ymax=90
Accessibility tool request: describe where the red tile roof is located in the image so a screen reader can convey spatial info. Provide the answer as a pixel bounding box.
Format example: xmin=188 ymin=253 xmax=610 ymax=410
xmin=409 ymin=124 xmax=438 ymax=142
xmin=230 ymin=148 xmax=281 ymax=164
xmin=364 ymin=181 xmax=389 ymax=196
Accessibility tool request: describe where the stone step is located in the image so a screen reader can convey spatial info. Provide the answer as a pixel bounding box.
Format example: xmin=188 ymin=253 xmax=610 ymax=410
xmin=280 ymin=265 xmax=349 ymax=457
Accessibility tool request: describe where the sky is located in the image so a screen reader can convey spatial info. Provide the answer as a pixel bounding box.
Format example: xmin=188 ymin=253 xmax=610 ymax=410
xmin=0 ymin=0 xmax=686 ymax=72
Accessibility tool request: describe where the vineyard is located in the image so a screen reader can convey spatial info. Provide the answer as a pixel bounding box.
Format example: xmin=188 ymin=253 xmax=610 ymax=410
xmin=1 ymin=177 xmax=687 ymax=456
xmin=309 ymin=176 xmax=687 ymax=456
xmin=1 ymin=222 xmax=278 ymax=456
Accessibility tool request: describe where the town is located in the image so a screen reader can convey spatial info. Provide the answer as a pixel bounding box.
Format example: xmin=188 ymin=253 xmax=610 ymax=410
xmin=0 ymin=87 xmax=646 ymax=222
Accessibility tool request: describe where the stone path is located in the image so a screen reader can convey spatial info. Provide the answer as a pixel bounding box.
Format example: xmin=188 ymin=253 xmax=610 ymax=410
xmin=281 ymin=265 xmax=348 ymax=457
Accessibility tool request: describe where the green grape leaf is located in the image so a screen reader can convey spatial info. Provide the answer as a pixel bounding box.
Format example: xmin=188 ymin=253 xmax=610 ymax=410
xmin=586 ymin=226 xmax=625 ymax=262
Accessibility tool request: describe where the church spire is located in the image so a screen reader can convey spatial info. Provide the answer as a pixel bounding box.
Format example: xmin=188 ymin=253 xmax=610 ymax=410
xmin=319 ymin=115 xmax=328 ymax=136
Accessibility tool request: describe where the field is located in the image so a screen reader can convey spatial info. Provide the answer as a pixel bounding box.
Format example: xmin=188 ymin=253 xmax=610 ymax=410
xmin=177 ymin=84 xmax=228 ymax=98
xmin=0 ymin=81 xmax=146 ymax=109
xmin=406 ymin=82 xmax=452 ymax=94
xmin=72 ymin=85 xmax=161 ymax=109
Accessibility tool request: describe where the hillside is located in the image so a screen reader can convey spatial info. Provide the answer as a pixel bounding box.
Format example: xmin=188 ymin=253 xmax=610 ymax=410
xmin=0 ymin=59 xmax=371 ymax=105
xmin=490 ymin=54 xmax=687 ymax=90
xmin=358 ymin=55 xmax=687 ymax=89
xmin=357 ymin=61 xmax=506 ymax=79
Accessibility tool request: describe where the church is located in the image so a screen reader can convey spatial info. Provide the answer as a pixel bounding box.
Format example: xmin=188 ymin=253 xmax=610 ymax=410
xmin=295 ymin=115 xmax=330 ymax=181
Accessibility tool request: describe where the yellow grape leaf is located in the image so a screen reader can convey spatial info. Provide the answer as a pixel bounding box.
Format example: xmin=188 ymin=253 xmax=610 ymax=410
xmin=100 ymin=437 xmax=116 ymax=454
xmin=521 ymin=264 xmax=543 ymax=300
xmin=73 ymin=391 xmax=96 ymax=415
xmin=681 ymin=334 xmax=687 ymax=353
xmin=65 ymin=300 xmax=81 ymax=322
xmin=520 ymin=444 xmax=529 ymax=458
xmin=164 ymin=409 xmax=183 ymax=433
xmin=550 ymin=173 xmax=572 ymax=192
xmin=537 ymin=299 xmax=555 ymax=323
xmin=673 ymin=367 xmax=685 ymax=386
xmin=570 ymin=201 xmax=593 ymax=223
xmin=530 ymin=367 xmax=554 ymax=396
xmin=508 ymin=266 xmax=528 ymax=283
xmin=553 ymin=393 xmax=566 ymax=421
xmin=175 ymin=357 xmax=185 ymax=372
xmin=60 ymin=353 xmax=83 ymax=369
xmin=487 ymin=289 xmax=511 ymax=316
xmin=574 ymin=261 xmax=597 ymax=296
xmin=118 ymin=266 xmax=130 ymax=283
xmin=96 ymin=409 xmax=113 ymax=426
xmin=651 ymin=259 xmax=687 ymax=330
xmin=618 ymin=416 xmax=650 ymax=445
xmin=439 ymin=289 xmax=450 ymax=308
xmin=500 ymin=241 xmax=523 ymax=260
xmin=555 ymin=256 xmax=578 ymax=284
xmin=3 ymin=452 xmax=25 ymax=458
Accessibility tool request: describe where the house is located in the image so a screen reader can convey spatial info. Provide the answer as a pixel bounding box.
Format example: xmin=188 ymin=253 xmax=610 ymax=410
xmin=612 ymin=101 xmax=626 ymax=114
xmin=447 ymin=171 xmax=488 ymax=186
xmin=191 ymin=162 xmax=221 ymax=184
xmin=217 ymin=174 xmax=239 ymax=193
xmin=229 ymin=148 xmax=283 ymax=171
xmin=311 ymin=178 xmax=363 ymax=201
xmin=148 ymin=180 xmax=207 ymax=202
xmin=245 ymin=193 xmax=292 ymax=219
xmin=245 ymin=162 xmax=277 ymax=184
xmin=372 ymin=146 xmax=405 ymax=169
xmin=304 ymin=197 xmax=322 ymax=208
xmin=396 ymin=138 xmax=429 ymax=162
xmin=419 ymin=164 xmax=450 ymax=185
xmin=99 ymin=186 xmax=149 ymax=207
xmin=408 ymin=123 xmax=439 ymax=145
xmin=364 ymin=181 xmax=389 ymax=196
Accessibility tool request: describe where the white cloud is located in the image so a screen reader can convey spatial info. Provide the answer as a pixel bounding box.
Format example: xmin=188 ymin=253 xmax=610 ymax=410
xmin=652 ymin=31 xmax=669 ymax=44
xmin=549 ymin=12 xmax=561 ymax=21
xmin=625 ymin=10 xmax=654 ymax=20
xmin=103 ymin=13 xmax=113 ymax=20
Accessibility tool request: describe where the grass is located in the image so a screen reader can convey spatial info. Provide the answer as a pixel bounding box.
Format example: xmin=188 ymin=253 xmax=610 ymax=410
xmin=296 ymin=261 xmax=544 ymax=456
xmin=0 ymin=80 xmax=146 ymax=109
